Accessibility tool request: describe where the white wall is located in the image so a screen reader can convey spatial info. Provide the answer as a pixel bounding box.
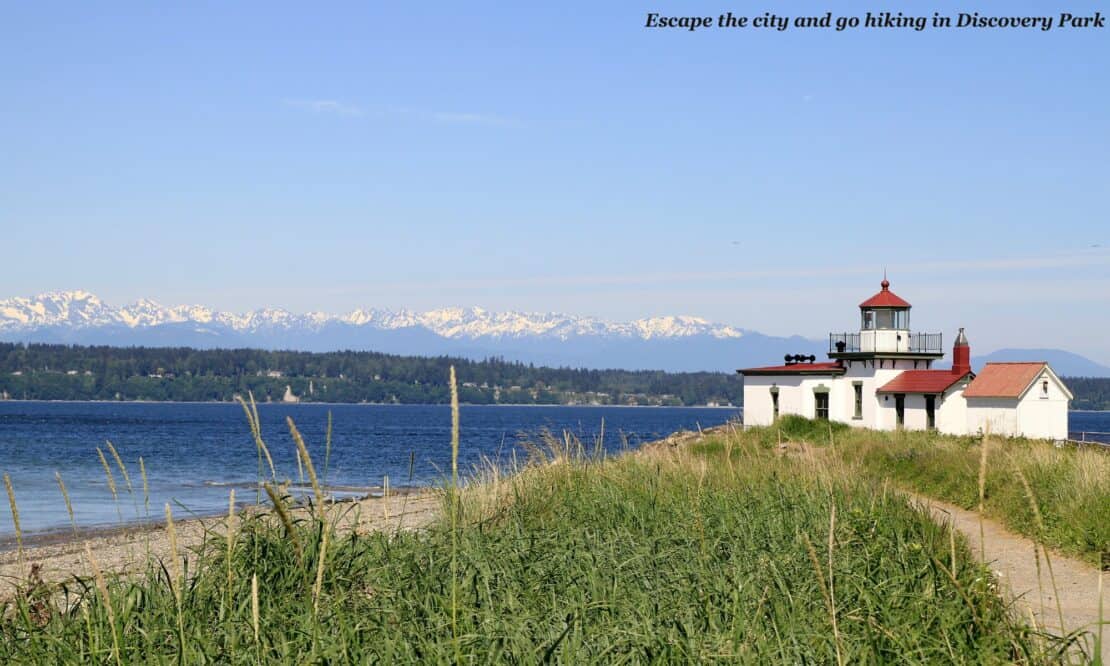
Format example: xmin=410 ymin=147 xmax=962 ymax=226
xmin=966 ymin=398 xmax=1022 ymax=437
xmin=1017 ymin=369 xmax=1070 ymax=439
xmin=745 ymin=363 xmax=1067 ymax=440
xmin=744 ymin=358 xmax=933 ymax=430
xmin=741 ymin=376 xmax=795 ymax=426
xmin=860 ymin=329 xmax=911 ymax=353
xmin=966 ymin=369 xmax=1070 ymax=440
xmin=873 ymin=392 xmax=924 ymax=431
xmin=844 ymin=359 xmax=923 ymax=431
xmin=742 ymin=376 xmax=788 ymax=426
xmin=742 ymin=374 xmax=843 ymax=426
xmin=904 ymin=394 xmax=929 ymax=430
xmin=936 ymin=383 xmax=969 ymax=435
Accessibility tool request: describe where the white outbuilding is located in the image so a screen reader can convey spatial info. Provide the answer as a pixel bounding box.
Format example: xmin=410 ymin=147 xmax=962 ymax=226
xmin=738 ymin=278 xmax=1072 ymax=440
xmin=963 ymin=362 xmax=1073 ymax=439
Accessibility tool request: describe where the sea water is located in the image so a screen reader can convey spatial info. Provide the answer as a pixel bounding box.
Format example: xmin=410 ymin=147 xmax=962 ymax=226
xmin=0 ymin=402 xmax=739 ymax=536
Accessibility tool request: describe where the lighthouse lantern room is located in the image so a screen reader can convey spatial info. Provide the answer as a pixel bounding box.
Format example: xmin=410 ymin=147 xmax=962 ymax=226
xmin=828 ymin=278 xmax=944 ymax=360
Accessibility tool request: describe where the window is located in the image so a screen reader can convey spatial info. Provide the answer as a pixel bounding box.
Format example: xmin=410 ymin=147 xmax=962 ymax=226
xmin=814 ymin=391 xmax=829 ymax=420
xmin=868 ymin=308 xmax=908 ymax=330
xmin=853 ymin=382 xmax=863 ymax=419
xmin=876 ymin=309 xmax=893 ymax=329
xmin=770 ymin=389 xmax=779 ymax=419
xmin=893 ymin=309 xmax=908 ymax=329
xmin=895 ymin=394 xmax=905 ymax=428
xmin=1041 ymin=380 xmax=1049 ymax=398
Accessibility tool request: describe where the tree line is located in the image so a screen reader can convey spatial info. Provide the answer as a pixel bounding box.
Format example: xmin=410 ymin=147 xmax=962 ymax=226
xmin=1061 ymin=376 xmax=1110 ymax=411
xmin=3 ymin=343 xmax=1107 ymax=408
xmin=0 ymin=343 xmax=742 ymax=406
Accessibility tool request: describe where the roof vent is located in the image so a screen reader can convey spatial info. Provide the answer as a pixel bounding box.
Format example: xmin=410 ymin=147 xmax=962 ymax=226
xmin=784 ymin=354 xmax=816 ymax=365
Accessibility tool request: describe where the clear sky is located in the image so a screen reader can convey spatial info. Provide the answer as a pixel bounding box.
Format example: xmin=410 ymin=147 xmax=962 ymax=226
xmin=2 ymin=1 xmax=1108 ymax=361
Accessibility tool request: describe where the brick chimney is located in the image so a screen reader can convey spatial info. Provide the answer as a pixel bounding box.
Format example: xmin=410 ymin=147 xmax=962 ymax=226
xmin=952 ymin=327 xmax=970 ymax=375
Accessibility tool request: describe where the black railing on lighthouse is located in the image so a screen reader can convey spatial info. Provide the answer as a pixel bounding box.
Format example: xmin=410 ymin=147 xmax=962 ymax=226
xmin=829 ymin=333 xmax=861 ymax=353
xmin=908 ymin=332 xmax=943 ymax=353
xmin=829 ymin=332 xmax=943 ymax=354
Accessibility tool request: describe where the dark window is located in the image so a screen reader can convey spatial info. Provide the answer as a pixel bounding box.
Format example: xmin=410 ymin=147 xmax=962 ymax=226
xmin=853 ymin=383 xmax=863 ymax=419
xmin=876 ymin=309 xmax=894 ymax=329
xmin=895 ymin=394 xmax=905 ymax=428
xmin=815 ymin=392 xmax=829 ymax=420
xmin=925 ymin=395 xmax=936 ymax=430
xmin=869 ymin=308 xmax=908 ymax=330
xmin=771 ymin=390 xmax=779 ymax=419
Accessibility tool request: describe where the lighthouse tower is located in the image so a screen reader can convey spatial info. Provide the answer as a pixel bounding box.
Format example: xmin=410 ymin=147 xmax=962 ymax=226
xmin=829 ymin=278 xmax=944 ymax=363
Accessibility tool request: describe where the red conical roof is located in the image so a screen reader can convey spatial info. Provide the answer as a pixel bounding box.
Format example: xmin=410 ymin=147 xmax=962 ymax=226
xmin=859 ymin=278 xmax=910 ymax=308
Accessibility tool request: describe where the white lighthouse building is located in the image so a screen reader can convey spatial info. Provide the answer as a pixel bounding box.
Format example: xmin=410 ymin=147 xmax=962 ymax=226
xmin=739 ymin=278 xmax=1072 ymax=440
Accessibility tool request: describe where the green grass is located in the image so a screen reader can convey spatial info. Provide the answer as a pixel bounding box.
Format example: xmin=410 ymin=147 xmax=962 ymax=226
xmin=0 ymin=413 xmax=1085 ymax=663
xmin=724 ymin=415 xmax=1110 ymax=565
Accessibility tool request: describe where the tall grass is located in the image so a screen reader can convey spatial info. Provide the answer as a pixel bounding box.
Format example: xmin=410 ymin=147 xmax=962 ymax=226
xmin=760 ymin=415 xmax=1110 ymax=565
xmin=699 ymin=416 xmax=1108 ymax=662
xmin=449 ymin=365 xmax=461 ymax=664
xmin=0 ymin=405 xmax=1082 ymax=663
xmin=3 ymin=474 xmax=23 ymax=575
xmin=54 ymin=472 xmax=77 ymax=537
xmin=235 ymin=392 xmax=276 ymax=498
xmin=83 ymin=543 xmax=120 ymax=666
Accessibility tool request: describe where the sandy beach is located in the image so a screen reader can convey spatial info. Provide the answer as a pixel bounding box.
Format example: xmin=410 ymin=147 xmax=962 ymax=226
xmin=0 ymin=426 xmax=711 ymax=596
xmin=0 ymin=490 xmax=441 ymax=595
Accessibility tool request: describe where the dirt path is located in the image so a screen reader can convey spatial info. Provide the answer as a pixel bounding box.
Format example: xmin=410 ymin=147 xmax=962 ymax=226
xmin=0 ymin=492 xmax=441 ymax=594
xmin=908 ymin=493 xmax=1106 ymax=663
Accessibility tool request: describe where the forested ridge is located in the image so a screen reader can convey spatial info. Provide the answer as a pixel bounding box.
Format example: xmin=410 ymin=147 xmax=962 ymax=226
xmin=0 ymin=343 xmax=742 ymax=406
xmin=2 ymin=343 xmax=1107 ymax=408
xmin=1063 ymin=376 xmax=1110 ymax=411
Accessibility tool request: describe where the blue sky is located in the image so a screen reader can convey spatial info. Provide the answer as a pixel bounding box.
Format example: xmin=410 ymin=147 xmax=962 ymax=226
xmin=2 ymin=1 xmax=1108 ymax=361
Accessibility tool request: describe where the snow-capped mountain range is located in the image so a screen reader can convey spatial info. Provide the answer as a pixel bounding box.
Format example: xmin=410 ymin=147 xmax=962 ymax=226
xmin=5 ymin=291 xmax=1107 ymax=375
xmin=0 ymin=290 xmax=744 ymax=341
xmin=0 ymin=290 xmax=796 ymax=371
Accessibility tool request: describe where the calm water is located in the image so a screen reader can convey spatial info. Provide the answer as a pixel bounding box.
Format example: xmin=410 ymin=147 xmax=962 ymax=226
xmin=1069 ymin=412 xmax=1110 ymax=444
xmin=0 ymin=403 xmax=1105 ymax=538
xmin=0 ymin=402 xmax=739 ymax=536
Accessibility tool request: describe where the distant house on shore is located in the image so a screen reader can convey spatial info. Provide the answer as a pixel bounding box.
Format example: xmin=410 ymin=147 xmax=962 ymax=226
xmin=738 ymin=278 xmax=1071 ymax=440
xmin=282 ymin=385 xmax=299 ymax=403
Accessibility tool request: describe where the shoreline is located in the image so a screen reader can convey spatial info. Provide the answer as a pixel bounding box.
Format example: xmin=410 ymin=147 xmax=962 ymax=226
xmin=0 ymin=424 xmax=718 ymax=586
xmin=0 ymin=485 xmax=430 ymax=554
xmin=0 ymin=398 xmax=740 ymax=408
xmin=0 ymin=488 xmax=441 ymax=590
xmin=0 ymin=408 xmax=740 ymax=547
xmin=2 ymin=397 xmax=1101 ymax=412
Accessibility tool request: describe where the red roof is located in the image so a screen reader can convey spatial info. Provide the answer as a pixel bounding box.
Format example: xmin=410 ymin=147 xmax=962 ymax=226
xmin=738 ymin=361 xmax=845 ymax=376
xmin=859 ymin=278 xmax=911 ymax=308
xmin=877 ymin=370 xmax=971 ymax=394
xmin=963 ymin=362 xmax=1046 ymax=398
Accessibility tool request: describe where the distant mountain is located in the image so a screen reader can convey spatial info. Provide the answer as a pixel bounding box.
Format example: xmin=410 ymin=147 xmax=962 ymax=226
xmin=971 ymin=349 xmax=1110 ymax=378
xmin=4 ymin=291 xmax=1105 ymax=376
xmin=0 ymin=291 xmax=745 ymax=339
xmin=0 ymin=291 xmax=824 ymax=372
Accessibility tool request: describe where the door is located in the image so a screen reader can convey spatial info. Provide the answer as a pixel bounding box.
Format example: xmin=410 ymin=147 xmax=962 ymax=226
xmin=895 ymin=394 xmax=905 ymax=428
xmin=925 ymin=395 xmax=936 ymax=430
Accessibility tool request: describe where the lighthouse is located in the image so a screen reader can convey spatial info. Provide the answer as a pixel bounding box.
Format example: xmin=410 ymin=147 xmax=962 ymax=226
xmin=738 ymin=278 xmax=1072 ymax=440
